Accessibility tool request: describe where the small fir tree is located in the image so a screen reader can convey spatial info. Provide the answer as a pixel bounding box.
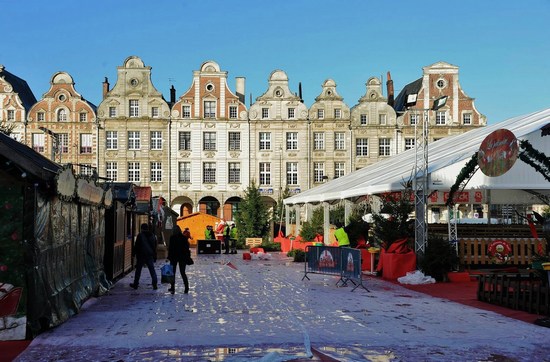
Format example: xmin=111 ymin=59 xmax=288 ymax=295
xmin=299 ymin=207 xmax=324 ymax=242
xmin=234 ymin=180 xmax=271 ymax=243
xmin=371 ymin=187 xmax=414 ymax=250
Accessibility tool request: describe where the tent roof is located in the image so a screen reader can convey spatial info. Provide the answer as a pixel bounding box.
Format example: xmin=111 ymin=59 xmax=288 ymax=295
xmin=284 ymin=108 xmax=550 ymax=206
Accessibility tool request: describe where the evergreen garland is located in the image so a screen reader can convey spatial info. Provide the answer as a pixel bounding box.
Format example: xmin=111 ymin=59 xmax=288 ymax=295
xmin=519 ymin=140 xmax=550 ymax=182
xmin=446 ymin=152 xmax=478 ymax=206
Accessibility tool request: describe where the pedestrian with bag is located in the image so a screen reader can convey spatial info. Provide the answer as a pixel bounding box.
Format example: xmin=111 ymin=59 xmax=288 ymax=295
xmin=167 ymin=225 xmax=190 ymax=294
xmin=130 ymin=223 xmax=158 ymax=290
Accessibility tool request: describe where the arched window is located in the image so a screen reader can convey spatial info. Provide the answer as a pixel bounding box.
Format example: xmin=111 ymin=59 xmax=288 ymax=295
xmin=57 ymin=109 xmax=67 ymax=122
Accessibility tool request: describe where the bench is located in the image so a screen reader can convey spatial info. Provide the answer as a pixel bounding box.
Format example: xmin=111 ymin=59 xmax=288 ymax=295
xmin=458 ymin=237 xmax=546 ymax=267
xmin=245 ymin=238 xmax=263 ymax=248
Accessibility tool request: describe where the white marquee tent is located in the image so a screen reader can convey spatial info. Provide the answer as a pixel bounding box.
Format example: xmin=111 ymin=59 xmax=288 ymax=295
xmin=284 ymin=108 xmax=550 ymax=208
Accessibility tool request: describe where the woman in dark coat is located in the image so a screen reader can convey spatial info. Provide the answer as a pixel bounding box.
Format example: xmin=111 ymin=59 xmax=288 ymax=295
xmin=168 ymin=225 xmax=190 ymax=294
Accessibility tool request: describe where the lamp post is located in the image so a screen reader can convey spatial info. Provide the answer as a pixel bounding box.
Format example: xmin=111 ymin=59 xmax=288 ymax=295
xmin=405 ymin=95 xmax=448 ymax=254
xmin=38 ymin=126 xmax=60 ymax=163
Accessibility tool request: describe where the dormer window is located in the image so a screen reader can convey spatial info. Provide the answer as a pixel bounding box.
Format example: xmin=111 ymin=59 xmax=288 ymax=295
xmin=57 ymin=109 xmax=67 ymax=122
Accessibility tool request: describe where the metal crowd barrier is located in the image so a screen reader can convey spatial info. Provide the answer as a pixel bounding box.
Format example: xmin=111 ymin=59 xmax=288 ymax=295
xmin=302 ymin=245 xmax=369 ymax=292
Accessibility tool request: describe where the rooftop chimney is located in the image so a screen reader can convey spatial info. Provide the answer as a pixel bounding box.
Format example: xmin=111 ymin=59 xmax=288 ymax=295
xmin=170 ymin=85 xmax=176 ymax=105
xmin=386 ymin=71 xmax=394 ymax=107
xmin=235 ymin=77 xmax=245 ymax=104
xmin=102 ymin=77 xmax=110 ymax=99
xmin=298 ymin=82 xmax=303 ymax=103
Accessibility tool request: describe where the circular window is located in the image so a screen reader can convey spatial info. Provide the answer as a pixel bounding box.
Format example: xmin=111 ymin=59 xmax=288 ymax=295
xmin=275 ymin=90 xmax=282 ymax=97
xmin=130 ymin=78 xmax=138 ymax=87
xmin=436 ymin=79 xmax=447 ymax=89
xmin=206 ymin=83 xmax=214 ymax=92
xmin=58 ymin=94 xmax=66 ymax=102
xmin=327 ymin=90 xmax=332 ymax=96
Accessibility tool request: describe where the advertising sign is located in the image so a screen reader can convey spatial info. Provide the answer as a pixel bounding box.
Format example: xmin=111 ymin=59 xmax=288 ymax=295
xmin=478 ymin=129 xmax=519 ymax=177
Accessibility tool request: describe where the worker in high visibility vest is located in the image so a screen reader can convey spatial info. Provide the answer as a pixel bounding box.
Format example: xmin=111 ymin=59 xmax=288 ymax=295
xmin=334 ymin=224 xmax=350 ymax=247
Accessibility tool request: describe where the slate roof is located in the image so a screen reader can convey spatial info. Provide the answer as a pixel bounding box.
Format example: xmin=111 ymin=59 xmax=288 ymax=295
xmin=0 ymin=65 xmax=37 ymax=113
xmin=0 ymin=132 xmax=60 ymax=181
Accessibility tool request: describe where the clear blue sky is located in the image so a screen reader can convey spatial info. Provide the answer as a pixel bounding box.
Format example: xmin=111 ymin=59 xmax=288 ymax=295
xmin=2 ymin=0 xmax=549 ymax=125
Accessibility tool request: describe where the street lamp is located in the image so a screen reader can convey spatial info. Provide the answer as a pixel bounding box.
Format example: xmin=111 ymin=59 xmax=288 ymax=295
xmin=405 ymin=95 xmax=448 ymax=254
xmin=38 ymin=126 xmax=60 ymax=163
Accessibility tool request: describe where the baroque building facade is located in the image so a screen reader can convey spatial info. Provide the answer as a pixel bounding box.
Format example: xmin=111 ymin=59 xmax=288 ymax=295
xmin=96 ymin=56 xmax=171 ymax=197
xmin=1 ymin=59 xmax=486 ymax=221
xmin=25 ymin=72 xmax=97 ymax=173
xmin=170 ymin=60 xmax=248 ymax=220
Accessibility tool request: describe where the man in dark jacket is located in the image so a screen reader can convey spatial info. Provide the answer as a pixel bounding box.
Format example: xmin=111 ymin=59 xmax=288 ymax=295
xmin=130 ymin=223 xmax=158 ymax=290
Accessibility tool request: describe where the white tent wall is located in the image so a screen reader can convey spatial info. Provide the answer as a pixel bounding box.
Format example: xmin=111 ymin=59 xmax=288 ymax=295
xmin=284 ymin=108 xmax=550 ymax=229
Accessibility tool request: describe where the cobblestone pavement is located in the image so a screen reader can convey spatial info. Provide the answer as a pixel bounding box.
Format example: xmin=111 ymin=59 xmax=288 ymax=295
xmin=15 ymin=252 xmax=550 ymax=361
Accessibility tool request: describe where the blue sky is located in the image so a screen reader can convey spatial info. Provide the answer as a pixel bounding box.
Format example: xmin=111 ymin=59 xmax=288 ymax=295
xmin=1 ymin=0 xmax=549 ymax=124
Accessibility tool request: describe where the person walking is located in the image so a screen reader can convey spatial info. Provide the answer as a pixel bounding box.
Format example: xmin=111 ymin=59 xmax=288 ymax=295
xmin=167 ymin=225 xmax=190 ymax=294
xmin=130 ymin=223 xmax=158 ymax=290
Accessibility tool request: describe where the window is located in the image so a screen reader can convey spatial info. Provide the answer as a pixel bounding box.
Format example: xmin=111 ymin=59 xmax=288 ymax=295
xmin=204 ymin=101 xmax=216 ymax=118
xmin=356 ymin=138 xmax=368 ymax=156
xmin=128 ymin=131 xmax=141 ymax=150
xmin=228 ymin=162 xmax=241 ymax=183
xmin=379 ymin=138 xmax=390 ymax=156
xmin=313 ymin=162 xmax=325 ymax=183
xmin=334 ymin=162 xmax=345 ymax=179
xmin=79 ymin=164 xmax=93 ymax=176
xmin=178 ymin=131 xmax=191 ymax=151
xmin=33 ymin=133 xmax=45 ymax=152
xmin=259 ymin=162 xmax=271 ymax=185
xmin=286 ymin=132 xmax=298 ymax=150
xmin=313 ymin=132 xmax=325 ymax=150
xmin=80 ymin=134 xmax=92 ymax=154
xmin=58 ymin=133 xmax=69 ymax=153
xmin=334 ymin=132 xmax=345 ymax=150
xmin=106 ymin=131 xmax=118 ymax=150
xmin=405 ymin=138 xmax=415 ymax=150
xmin=360 ymin=114 xmax=368 ymax=125
xmin=228 ymin=132 xmax=241 ymax=151
xmin=334 ymin=108 xmax=341 ymax=119
xmin=317 ymin=109 xmax=324 ymax=119
xmin=261 ymin=108 xmax=269 ymax=119
xmin=109 ymin=107 xmax=116 ymax=117
xmin=410 ymin=113 xmax=419 ymax=125
xmin=182 ymin=105 xmax=191 ymax=118
xmin=259 ymin=132 xmax=271 ymax=150
xmin=57 ymin=109 xmax=67 ymax=122
xmin=203 ymin=162 xmax=216 ymax=183
xmin=151 ymin=162 xmax=162 ymax=182
xmin=435 ymin=111 xmax=446 ymax=125
xmin=151 ymin=107 xmax=159 ymax=118
xmin=79 ymin=113 xmax=87 ymax=122
xmin=129 ymin=100 xmax=139 ymax=117
xmin=286 ymin=162 xmax=298 ymax=185
xmin=37 ymin=112 xmax=45 ymax=122
xmin=288 ymin=108 xmax=295 ymax=119
xmin=203 ymin=132 xmax=216 ymax=150
xmin=178 ymin=162 xmax=191 ymax=183
xmin=229 ymin=106 xmax=238 ymax=119
xmin=463 ymin=113 xmax=472 ymax=125
xmin=379 ymin=114 xmax=387 ymax=125
xmin=150 ymin=131 xmax=162 ymax=150
xmin=128 ymin=162 xmax=140 ymax=182
xmin=7 ymin=110 xmax=15 ymax=121
xmin=106 ymin=162 xmax=118 ymax=181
